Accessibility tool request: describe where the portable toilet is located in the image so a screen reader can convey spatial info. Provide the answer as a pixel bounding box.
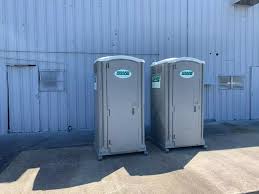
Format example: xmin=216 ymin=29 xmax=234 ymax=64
xmin=94 ymin=56 xmax=147 ymax=160
xmin=151 ymin=57 xmax=206 ymax=152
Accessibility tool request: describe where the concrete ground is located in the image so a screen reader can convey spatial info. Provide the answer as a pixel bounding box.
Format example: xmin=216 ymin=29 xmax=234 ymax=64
xmin=0 ymin=121 xmax=259 ymax=194
xmin=0 ymin=130 xmax=94 ymax=174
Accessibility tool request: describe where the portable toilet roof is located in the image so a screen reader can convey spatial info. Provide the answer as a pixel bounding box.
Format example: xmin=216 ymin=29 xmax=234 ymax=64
xmin=151 ymin=57 xmax=205 ymax=67
xmin=95 ymin=55 xmax=145 ymax=64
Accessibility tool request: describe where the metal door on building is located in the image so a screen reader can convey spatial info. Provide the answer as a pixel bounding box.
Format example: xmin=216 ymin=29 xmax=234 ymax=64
xmin=172 ymin=62 xmax=202 ymax=147
xmin=106 ymin=61 xmax=140 ymax=153
xmin=7 ymin=65 xmax=40 ymax=133
xmin=251 ymin=67 xmax=259 ymax=119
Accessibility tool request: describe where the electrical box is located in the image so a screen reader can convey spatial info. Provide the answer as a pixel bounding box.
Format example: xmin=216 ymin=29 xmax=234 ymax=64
xmin=94 ymin=56 xmax=147 ymax=160
xmin=151 ymin=57 xmax=206 ymax=152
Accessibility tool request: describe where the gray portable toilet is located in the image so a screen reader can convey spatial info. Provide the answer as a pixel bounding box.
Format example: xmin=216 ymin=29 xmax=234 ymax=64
xmin=94 ymin=55 xmax=147 ymax=160
xmin=151 ymin=57 xmax=206 ymax=152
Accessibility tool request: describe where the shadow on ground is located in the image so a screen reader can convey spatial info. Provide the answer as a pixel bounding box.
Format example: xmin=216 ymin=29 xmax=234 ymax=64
xmin=0 ymin=120 xmax=258 ymax=191
xmin=0 ymin=130 xmax=93 ymax=173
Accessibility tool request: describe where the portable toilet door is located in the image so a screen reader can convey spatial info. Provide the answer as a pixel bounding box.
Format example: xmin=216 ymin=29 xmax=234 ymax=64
xmin=94 ymin=56 xmax=147 ymax=160
xmin=170 ymin=58 xmax=205 ymax=148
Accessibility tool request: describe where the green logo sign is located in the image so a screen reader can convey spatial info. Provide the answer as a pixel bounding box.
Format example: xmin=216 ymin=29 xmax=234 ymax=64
xmin=152 ymin=75 xmax=161 ymax=82
xmin=152 ymin=75 xmax=161 ymax=89
xmin=180 ymin=70 xmax=194 ymax=79
xmin=114 ymin=69 xmax=132 ymax=79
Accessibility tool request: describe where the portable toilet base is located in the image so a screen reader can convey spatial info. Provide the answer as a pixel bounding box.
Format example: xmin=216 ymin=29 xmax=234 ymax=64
xmin=151 ymin=57 xmax=206 ymax=152
xmin=94 ymin=56 xmax=147 ymax=160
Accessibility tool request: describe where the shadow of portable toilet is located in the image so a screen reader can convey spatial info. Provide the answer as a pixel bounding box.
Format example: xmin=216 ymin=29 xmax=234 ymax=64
xmin=151 ymin=57 xmax=206 ymax=152
xmin=94 ymin=56 xmax=148 ymax=160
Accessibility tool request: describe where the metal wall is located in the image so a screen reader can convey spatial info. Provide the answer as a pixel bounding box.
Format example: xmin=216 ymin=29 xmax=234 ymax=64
xmin=0 ymin=0 xmax=258 ymax=134
xmin=188 ymin=0 xmax=259 ymax=120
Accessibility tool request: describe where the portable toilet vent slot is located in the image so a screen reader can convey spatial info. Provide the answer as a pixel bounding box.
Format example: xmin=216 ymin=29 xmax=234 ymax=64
xmin=94 ymin=55 xmax=147 ymax=160
xmin=151 ymin=57 xmax=206 ymax=152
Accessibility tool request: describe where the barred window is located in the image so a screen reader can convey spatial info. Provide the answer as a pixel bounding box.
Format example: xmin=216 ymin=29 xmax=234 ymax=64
xmin=218 ymin=76 xmax=231 ymax=90
xmin=218 ymin=76 xmax=245 ymax=90
xmin=232 ymin=76 xmax=245 ymax=90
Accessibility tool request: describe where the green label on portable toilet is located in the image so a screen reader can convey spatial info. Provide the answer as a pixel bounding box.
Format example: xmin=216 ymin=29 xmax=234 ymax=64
xmin=114 ymin=69 xmax=132 ymax=79
xmin=152 ymin=75 xmax=161 ymax=89
xmin=180 ymin=70 xmax=194 ymax=79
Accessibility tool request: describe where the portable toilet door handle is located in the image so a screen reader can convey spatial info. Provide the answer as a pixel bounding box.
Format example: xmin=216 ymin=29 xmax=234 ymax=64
xmin=194 ymin=105 xmax=197 ymax=112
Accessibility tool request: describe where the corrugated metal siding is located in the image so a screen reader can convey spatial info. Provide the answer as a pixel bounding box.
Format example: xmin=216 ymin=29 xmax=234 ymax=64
xmin=0 ymin=65 xmax=7 ymax=134
xmin=0 ymin=0 xmax=258 ymax=134
xmin=188 ymin=0 xmax=259 ymax=121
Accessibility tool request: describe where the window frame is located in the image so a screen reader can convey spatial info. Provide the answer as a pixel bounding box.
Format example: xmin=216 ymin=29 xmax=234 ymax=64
xmin=231 ymin=76 xmax=245 ymax=90
xmin=39 ymin=69 xmax=66 ymax=92
xmin=218 ymin=75 xmax=232 ymax=90
xmin=218 ymin=75 xmax=245 ymax=90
